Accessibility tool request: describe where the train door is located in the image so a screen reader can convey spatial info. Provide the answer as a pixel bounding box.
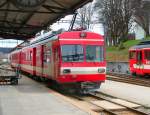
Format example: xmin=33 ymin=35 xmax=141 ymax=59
xmin=144 ymin=49 xmax=150 ymax=64
xmin=17 ymin=51 xmax=22 ymax=71
xmin=43 ymin=43 xmax=52 ymax=78
xmin=32 ymin=48 xmax=36 ymax=75
xmin=53 ymin=47 xmax=60 ymax=79
xmin=29 ymin=49 xmax=34 ymax=75
xmin=129 ymin=50 xmax=136 ymax=74
xmin=35 ymin=46 xmax=43 ymax=76
xmin=136 ymin=50 xmax=143 ymax=75
xmin=19 ymin=51 xmax=21 ymax=66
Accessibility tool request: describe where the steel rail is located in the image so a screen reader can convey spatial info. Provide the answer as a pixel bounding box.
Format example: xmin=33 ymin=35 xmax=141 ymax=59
xmin=89 ymin=92 xmax=149 ymax=115
xmin=71 ymin=95 xmax=119 ymax=115
xmin=107 ymin=72 xmax=150 ymax=87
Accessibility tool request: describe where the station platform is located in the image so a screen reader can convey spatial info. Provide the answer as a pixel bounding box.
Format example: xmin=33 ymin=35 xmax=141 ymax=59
xmin=99 ymin=80 xmax=150 ymax=107
xmin=0 ymin=76 xmax=88 ymax=115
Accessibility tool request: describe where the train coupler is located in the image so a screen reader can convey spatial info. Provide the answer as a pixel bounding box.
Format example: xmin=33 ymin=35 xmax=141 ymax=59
xmin=78 ymin=82 xmax=101 ymax=94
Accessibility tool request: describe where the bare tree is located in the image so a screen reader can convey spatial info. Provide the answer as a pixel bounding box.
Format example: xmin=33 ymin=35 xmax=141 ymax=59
xmin=133 ymin=0 xmax=150 ymax=37
xmin=75 ymin=3 xmax=94 ymax=29
xmin=95 ymin=0 xmax=133 ymax=46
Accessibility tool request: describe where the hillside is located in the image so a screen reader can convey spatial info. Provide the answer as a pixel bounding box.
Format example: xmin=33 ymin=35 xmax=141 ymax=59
xmin=106 ymin=40 xmax=141 ymax=62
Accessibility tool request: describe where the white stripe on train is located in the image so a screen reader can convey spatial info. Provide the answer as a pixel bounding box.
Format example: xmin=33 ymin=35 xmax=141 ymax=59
xmin=60 ymin=67 xmax=106 ymax=75
xmin=133 ymin=64 xmax=150 ymax=69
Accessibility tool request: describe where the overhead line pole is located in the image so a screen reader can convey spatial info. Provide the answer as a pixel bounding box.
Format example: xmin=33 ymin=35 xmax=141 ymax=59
xmin=68 ymin=12 xmax=77 ymax=31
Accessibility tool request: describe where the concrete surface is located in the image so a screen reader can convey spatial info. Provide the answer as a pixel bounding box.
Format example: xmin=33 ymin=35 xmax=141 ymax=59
xmin=0 ymin=76 xmax=88 ymax=115
xmin=91 ymin=100 xmax=125 ymax=110
xmin=110 ymin=99 xmax=140 ymax=108
xmin=107 ymin=62 xmax=129 ymax=74
xmin=99 ymin=80 xmax=150 ymax=107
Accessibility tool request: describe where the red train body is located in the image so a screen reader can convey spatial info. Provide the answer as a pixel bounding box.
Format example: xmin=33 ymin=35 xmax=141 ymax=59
xmin=10 ymin=30 xmax=106 ymax=92
xmin=129 ymin=41 xmax=150 ymax=76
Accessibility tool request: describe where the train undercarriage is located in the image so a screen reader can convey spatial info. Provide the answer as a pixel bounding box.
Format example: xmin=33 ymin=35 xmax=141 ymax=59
xmin=60 ymin=81 xmax=101 ymax=94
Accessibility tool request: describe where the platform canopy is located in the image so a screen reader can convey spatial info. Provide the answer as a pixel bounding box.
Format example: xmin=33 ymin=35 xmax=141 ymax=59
xmin=0 ymin=0 xmax=92 ymax=40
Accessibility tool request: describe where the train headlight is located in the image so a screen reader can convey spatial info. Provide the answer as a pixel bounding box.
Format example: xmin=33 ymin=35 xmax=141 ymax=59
xmin=63 ymin=69 xmax=71 ymax=74
xmin=98 ymin=68 xmax=105 ymax=73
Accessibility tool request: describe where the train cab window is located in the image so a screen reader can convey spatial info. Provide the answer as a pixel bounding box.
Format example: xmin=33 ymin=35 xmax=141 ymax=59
xmin=144 ymin=50 xmax=150 ymax=60
xmin=86 ymin=45 xmax=103 ymax=62
xmin=129 ymin=51 xmax=136 ymax=59
xmin=61 ymin=45 xmax=84 ymax=62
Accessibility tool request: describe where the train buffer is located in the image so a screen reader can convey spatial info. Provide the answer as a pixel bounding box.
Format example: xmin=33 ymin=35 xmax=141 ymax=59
xmin=0 ymin=67 xmax=21 ymax=85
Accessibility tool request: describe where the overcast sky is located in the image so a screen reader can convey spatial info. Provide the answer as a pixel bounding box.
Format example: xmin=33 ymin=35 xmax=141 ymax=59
xmin=51 ymin=14 xmax=104 ymax=35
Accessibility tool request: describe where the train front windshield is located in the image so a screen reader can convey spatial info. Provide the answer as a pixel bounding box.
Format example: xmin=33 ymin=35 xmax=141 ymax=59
xmin=61 ymin=45 xmax=104 ymax=62
xmin=61 ymin=45 xmax=84 ymax=62
xmin=86 ymin=45 xmax=103 ymax=62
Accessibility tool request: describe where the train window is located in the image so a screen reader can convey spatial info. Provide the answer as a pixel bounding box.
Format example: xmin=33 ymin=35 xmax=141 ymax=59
xmin=25 ymin=51 xmax=32 ymax=61
xmin=86 ymin=45 xmax=103 ymax=62
xmin=144 ymin=50 xmax=150 ymax=60
xmin=137 ymin=51 xmax=142 ymax=61
xmin=25 ymin=52 xmax=28 ymax=61
xmin=44 ymin=47 xmax=51 ymax=63
xmin=36 ymin=49 xmax=40 ymax=57
xmin=29 ymin=51 xmax=32 ymax=60
xmin=61 ymin=45 xmax=84 ymax=62
xmin=43 ymin=45 xmax=51 ymax=63
xmin=36 ymin=49 xmax=41 ymax=65
xmin=129 ymin=51 xmax=136 ymax=59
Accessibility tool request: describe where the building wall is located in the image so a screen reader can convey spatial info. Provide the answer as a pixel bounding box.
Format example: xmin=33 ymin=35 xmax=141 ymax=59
xmin=107 ymin=62 xmax=129 ymax=74
xmin=134 ymin=23 xmax=145 ymax=40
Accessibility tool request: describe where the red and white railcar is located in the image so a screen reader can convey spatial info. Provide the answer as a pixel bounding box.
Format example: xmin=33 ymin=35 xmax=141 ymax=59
xmin=10 ymin=30 xmax=106 ymax=92
xmin=129 ymin=41 xmax=150 ymax=76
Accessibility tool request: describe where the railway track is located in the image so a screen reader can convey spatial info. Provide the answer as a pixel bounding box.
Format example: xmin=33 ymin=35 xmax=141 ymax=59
xmin=107 ymin=72 xmax=150 ymax=87
xmin=23 ymin=67 xmax=150 ymax=115
xmin=70 ymin=92 xmax=149 ymax=115
xmin=25 ymin=73 xmax=150 ymax=115
xmin=46 ymin=77 xmax=149 ymax=115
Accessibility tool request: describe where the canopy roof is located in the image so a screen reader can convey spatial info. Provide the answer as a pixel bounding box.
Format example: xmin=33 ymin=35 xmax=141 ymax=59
xmin=0 ymin=0 xmax=92 ymax=40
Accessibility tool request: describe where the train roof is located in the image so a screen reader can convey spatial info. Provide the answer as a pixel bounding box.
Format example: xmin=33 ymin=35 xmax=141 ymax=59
xmin=129 ymin=41 xmax=150 ymax=50
xmin=11 ymin=30 xmax=104 ymax=52
xmin=138 ymin=41 xmax=150 ymax=45
xmin=58 ymin=31 xmax=103 ymax=39
xmin=29 ymin=30 xmax=103 ymax=45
